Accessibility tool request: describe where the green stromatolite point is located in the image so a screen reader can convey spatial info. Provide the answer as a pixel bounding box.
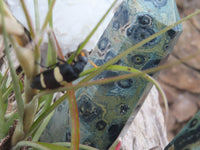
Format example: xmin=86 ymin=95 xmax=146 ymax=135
xmin=40 ymin=0 xmax=182 ymax=149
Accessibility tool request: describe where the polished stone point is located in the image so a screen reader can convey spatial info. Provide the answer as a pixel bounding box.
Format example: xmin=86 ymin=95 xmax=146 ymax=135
xmin=40 ymin=0 xmax=182 ymax=149
xmin=165 ymin=111 xmax=200 ymax=150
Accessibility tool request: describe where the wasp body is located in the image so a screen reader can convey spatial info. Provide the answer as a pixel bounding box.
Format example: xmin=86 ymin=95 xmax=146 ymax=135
xmin=31 ymin=52 xmax=88 ymax=89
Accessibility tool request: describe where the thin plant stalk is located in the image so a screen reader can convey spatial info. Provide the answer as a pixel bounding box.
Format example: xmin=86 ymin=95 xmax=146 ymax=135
xmin=20 ymin=0 xmax=35 ymax=38
xmin=41 ymin=0 xmax=56 ymax=31
xmin=34 ymin=0 xmax=40 ymax=34
xmin=68 ymin=89 xmax=80 ymax=150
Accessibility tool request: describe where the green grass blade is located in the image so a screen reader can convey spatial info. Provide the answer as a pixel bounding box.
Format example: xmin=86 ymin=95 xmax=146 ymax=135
xmin=47 ymin=32 xmax=57 ymax=66
xmin=41 ymin=0 xmax=56 ymax=31
xmin=34 ymin=0 xmax=40 ymax=34
xmin=0 ymin=2 xmax=24 ymax=123
xmin=0 ymin=69 xmax=8 ymax=91
xmin=48 ymin=0 xmax=53 ymax=28
xmin=20 ymin=0 xmax=35 ymax=38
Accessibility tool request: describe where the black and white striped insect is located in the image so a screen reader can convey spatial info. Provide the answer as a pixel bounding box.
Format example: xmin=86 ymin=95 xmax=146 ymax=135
xmin=31 ymin=51 xmax=88 ymax=89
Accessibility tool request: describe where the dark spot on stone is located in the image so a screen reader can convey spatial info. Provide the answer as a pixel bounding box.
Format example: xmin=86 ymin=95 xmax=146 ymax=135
xmin=142 ymin=59 xmax=161 ymax=70
xmin=189 ymin=118 xmax=198 ymax=128
xmin=127 ymin=25 xmax=157 ymax=46
xmin=131 ymin=55 xmax=145 ymax=65
xmin=108 ymin=124 xmax=124 ymax=142
xmin=105 ymin=51 xmax=116 ymax=62
xmin=96 ymin=120 xmax=107 ymax=130
xmin=95 ymin=59 xmax=104 ymax=66
xmin=98 ymin=37 xmax=109 ymax=51
xmin=120 ymin=103 xmax=129 ymax=114
xmin=113 ymin=2 xmax=129 ymax=28
xmin=173 ymin=124 xmax=200 ymax=149
xmin=126 ymin=27 xmax=133 ymax=36
xmin=65 ymin=129 xmax=71 ymax=142
xmin=78 ymin=95 xmax=102 ymax=122
xmin=83 ymin=139 xmax=96 ymax=147
xmin=114 ymin=59 xmax=122 ymax=65
xmin=137 ymin=14 xmax=152 ymax=27
xmin=117 ymin=79 xmax=133 ymax=88
xmin=141 ymin=59 xmax=161 ymax=76
xmin=167 ymin=29 xmax=176 ymax=39
xmin=163 ymin=43 xmax=169 ymax=51
xmin=57 ymin=105 xmax=63 ymax=112
xmin=113 ymin=20 xmax=120 ymax=30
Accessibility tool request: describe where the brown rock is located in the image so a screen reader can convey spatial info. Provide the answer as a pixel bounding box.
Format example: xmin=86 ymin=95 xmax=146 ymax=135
xmin=159 ymin=55 xmax=200 ymax=93
xmin=158 ymin=81 xmax=181 ymax=104
xmin=177 ymin=0 xmax=200 ymax=14
xmin=180 ymin=92 xmax=200 ymax=108
xmin=191 ymin=14 xmax=200 ymax=31
xmin=173 ymin=20 xmax=200 ymax=70
xmin=175 ymin=0 xmax=183 ymax=10
xmin=167 ymin=132 xmax=175 ymax=142
xmin=166 ymin=110 xmax=177 ymax=132
xmin=172 ymin=97 xmax=198 ymax=122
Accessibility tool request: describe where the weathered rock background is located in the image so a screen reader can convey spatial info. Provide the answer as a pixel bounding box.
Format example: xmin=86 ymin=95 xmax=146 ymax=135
xmin=158 ymin=0 xmax=200 ymax=141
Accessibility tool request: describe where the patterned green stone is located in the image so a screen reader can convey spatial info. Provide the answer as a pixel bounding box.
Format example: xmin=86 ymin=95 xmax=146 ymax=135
xmin=165 ymin=111 xmax=200 ymax=150
xmin=40 ymin=0 xmax=182 ymax=149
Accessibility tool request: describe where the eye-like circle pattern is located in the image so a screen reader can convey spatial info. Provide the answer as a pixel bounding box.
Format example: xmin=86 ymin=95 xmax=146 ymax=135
xmin=96 ymin=120 xmax=107 ymax=130
xmin=117 ymin=79 xmax=133 ymax=88
xmin=131 ymin=55 xmax=145 ymax=64
xmin=137 ymin=14 xmax=153 ymax=27
xmin=78 ymin=95 xmax=102 ymax=122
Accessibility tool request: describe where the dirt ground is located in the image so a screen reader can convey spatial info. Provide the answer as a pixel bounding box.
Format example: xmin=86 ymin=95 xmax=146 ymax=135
xmin=158 ymin=0 xmax=200 ymax=141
